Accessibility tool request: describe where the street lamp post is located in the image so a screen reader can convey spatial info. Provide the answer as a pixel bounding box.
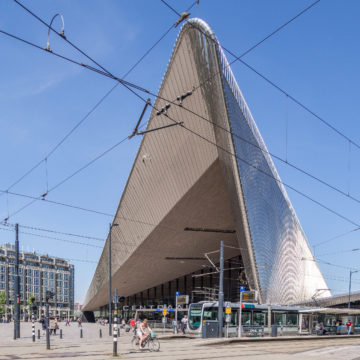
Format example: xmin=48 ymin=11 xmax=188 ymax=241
xmin=348 ymin=269 xmax=360 ymax=310
xmin=108 ymin=223 xmax=118 ymax=336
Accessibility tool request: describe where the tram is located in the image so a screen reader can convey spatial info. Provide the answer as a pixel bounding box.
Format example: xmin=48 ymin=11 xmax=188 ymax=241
xmin=187 ymin=301 xmax=360 ymax=337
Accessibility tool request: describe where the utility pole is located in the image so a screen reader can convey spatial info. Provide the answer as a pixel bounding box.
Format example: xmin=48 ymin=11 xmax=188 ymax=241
xmin=13 ymin=223 xmax=20 ymax=339
xmin=218 ymin=241 xmax=224 ymax=338
xmin=348 ymin=269 xmax=360 ymax=310
xmin=108 ymin=223 xmax=118 ymax=336
xmin=108 ymin=223 xmax=112 ymax=336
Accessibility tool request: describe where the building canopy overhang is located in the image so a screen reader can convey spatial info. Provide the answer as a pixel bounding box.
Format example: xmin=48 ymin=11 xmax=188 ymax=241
xmin=83 ymin=18 xmax=329 ymax=311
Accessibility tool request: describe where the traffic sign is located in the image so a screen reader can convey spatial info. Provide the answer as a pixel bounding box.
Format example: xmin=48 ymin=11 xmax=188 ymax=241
xmin=240 ymin=286 xmax=246 ymax=292
xmin=163 ymin=308 xmax=167 ymax=316
xmin=225 ymin=306 xmax=231 ymax=314
xmin=176 ymin=291 xmax=180 ymax=296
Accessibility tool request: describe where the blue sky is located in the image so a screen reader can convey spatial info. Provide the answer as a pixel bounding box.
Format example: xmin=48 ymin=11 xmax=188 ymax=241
xmin=1 ymin=0 xmax=360 ymax=303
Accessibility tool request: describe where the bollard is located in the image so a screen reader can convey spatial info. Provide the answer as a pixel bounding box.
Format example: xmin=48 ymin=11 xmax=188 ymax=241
xmin=80 ymin=329 xmax=83 ymax=338
xmin=113 ymin=324 xmax=118 ymax=357
xmin=117 ymin=327 xmax=120 ymax=337
xmin=99 ymin=329 xmax=102 ymax=338
xmin=32 ymin=315 xmax=35 ymax=342
xmin=60 ymin=329 xmax=62 ymax=339
xmin=38 ymin=329 xmax=40 ymax=339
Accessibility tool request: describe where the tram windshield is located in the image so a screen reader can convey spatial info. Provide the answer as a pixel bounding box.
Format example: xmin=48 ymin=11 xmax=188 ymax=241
xmin=189 ymin=304 xmax=203 ymax=330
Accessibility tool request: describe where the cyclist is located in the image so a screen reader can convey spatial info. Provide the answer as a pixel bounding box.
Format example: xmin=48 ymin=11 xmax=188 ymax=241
xmin=137 ymin=318 xmax=152 ymax=350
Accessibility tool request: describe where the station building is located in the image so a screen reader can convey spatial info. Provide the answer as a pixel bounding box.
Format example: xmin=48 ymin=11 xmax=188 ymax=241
xmin=83 ymin=18 xmax=330 ymax=316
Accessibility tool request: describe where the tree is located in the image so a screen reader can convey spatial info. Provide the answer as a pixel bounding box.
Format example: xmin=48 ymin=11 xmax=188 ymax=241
xmin=0 ymin=291 xmax=5 ymax=315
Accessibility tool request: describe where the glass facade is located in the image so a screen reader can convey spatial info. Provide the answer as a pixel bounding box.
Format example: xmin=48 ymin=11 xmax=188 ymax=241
xmin=0 ymin=246 xmax=74 ymax=319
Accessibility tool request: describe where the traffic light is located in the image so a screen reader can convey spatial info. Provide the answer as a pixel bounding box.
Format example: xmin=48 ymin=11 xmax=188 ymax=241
xmin=30 ymin=296 xmax=37 ymax=312
xmin=45 ymin=290 xmax=55 ymax=302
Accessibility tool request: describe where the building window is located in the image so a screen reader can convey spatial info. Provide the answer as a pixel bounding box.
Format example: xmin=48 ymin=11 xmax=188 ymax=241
xmin=57 ymin=281 xmax=62 ymax=288
xmin=64 ymin=274 xmax=69 ymax=281
xmin=0 ymin=274 xmax=4 ymax=282
xmin=64 ymin=296 xmax=69 ymax=303
xmin=34 ymin=286 xmax=39 ymax=294
xmin=0 ymin=265 xmax=4 ymax=273
xmin=27 ymin=277 xmax=33 ymax=284
xmin=64 ymin=289 xmax=68 ymax=296
xmin=34 ymin=278 xmax=39 ymax=285
xmin=27 ymin=285 xmax=33 ymax=293
xmin=34 ymin=270 xmax=39 ymax=277
xmin=43 ymin=272 xmax=48 ymax=278
xmin=49 ymin=280 xmax=55 ymax=287
xmin=57 ymin=273 xmax=63 ymax=280
xmin=49 ymin=272 xmax=54 ymax=280
xmin=0 ymin=283 xmax=4 ymax=289
xmin=64 ymin=281 xmax=68 ymax=288
xmin=27 ymin=269 xmax=33 ymax=276
xmin=43 ymin=279 xmax=48 ymax=287
xmin=10 ymin=267 xmax=15 ymax=274
xmin=19 ymin=268 xmax=23 ymax=275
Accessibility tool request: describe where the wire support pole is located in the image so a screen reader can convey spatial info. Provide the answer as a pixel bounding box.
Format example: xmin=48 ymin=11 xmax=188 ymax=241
xmin=218 ymin=240 xmax=224 ymax=338
xmin=108 ymin=222 xmax=112 ymax=336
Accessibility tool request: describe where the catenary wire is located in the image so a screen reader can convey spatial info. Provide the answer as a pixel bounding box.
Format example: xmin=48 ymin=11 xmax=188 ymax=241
xmin=4 ymin=27 xmax=360 ymax=221
xmin=0 ymin=4 xmax=181 ymax=198
xmin=1 ymin=0 xmax=194 ymax=208
xmin=8 ymin=0 xmax=360 ymax=159
xmin=4 ymin=3 xmax=360 ymax=230
xmin=4 ymin=8 xmax=359 ymax=210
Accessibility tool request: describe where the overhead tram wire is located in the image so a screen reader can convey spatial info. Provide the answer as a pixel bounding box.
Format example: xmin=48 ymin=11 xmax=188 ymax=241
xmin=1 ymin=221 xmax=105 ymax=242
xmin=4 ymin=23 xmax=357 ymax=211
xmin=313 ymin=227 xmax=360 ymax=248
xmin=112 ymin=86 xmax=360 ymax=230
xmin=4 ymin=28 xmax=360 ymax=210
xmin=2 ymin=224 xmax=358 ymax=286
xmin=1 ymin=1 xmax=194 ymax=201
xmin=0 ymin=83 xmax=119 ymax=201
xmin=8 ymin=1 xmax=359 ymax=207
xmin=4 ymin=4 xmax=360 ymax=224
xmin=3 ymin=33 xmax=360 ymax=229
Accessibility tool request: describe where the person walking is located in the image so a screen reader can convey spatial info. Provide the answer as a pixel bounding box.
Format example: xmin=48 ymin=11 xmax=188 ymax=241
xmin=180 ymin=315 xmax=188 ymax=334
xmin=346 ymin=319 xmax=353 ymax=335
xmin=77 ymin=317 xmax=82 ymax=328
xmin=41 ymin=316 xmax=46 ymax=336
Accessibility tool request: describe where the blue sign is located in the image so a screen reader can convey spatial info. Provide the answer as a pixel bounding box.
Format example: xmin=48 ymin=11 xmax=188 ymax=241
xmin=176 ymin=291 xmax=180 ymax=296
xmin=240 ymin=286 xmax=245 ymax=292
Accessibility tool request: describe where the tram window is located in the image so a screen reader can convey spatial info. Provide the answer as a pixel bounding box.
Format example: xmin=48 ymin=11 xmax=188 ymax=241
xmin=287 ymin=313 xmax=298 ymax=326
xmin=203 ymin=307 xmax=218 ymax=321
xmin=253 ymin=312 xmax=266 ymax=326
xmin=189 ymin=304 xmax=202 ymax=330
xmin=324 ymin=315 xmax=336 ymax=326
xmin=274 ymin=313 xmax=286 ymax=326
xmin=241 ymin=311 xmax=251 ymax=325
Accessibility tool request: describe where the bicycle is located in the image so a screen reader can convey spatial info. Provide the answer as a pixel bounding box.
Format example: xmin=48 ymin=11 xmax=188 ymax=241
xmin=131 ymin=332 xmax=160 ymax=352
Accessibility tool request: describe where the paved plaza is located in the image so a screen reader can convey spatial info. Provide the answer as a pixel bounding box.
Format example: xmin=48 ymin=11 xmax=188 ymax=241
xmin=0 ymin=323 xmax=360 ymax=359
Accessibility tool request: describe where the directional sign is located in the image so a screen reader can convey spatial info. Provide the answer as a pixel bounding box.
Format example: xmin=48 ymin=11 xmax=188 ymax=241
xmin=225 ymin=306 xmax=231 ymax=314
xmin=176 ymin=295 xmax=189 ymax=305
xmin=240 ymin=286 xmax=246 ymax=292
xmin=163 ymin=308 xmax=167 ymax=316
xmin=176 ymin=291 xmax=180 ymax=296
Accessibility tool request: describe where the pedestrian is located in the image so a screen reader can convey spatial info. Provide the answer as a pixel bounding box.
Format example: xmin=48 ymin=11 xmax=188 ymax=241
xmin=54 ymin=318 xmax=58 ymax=335
xmin=129 ymin=318 xmax=135 ymax=332
xmin=180 ymin=315 xmax=188 ymax=334
xmin=77 ymin=317 xmax=82 ymax=328
xmin=346 ymin=319 xmax=353 ymax=335
xmin=41 ymin=316 xmax=46 ymax=335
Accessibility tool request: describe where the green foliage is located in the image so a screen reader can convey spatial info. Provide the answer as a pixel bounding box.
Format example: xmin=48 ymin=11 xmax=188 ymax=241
xmin=0 ymin=291 xmax=6 ymax=315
